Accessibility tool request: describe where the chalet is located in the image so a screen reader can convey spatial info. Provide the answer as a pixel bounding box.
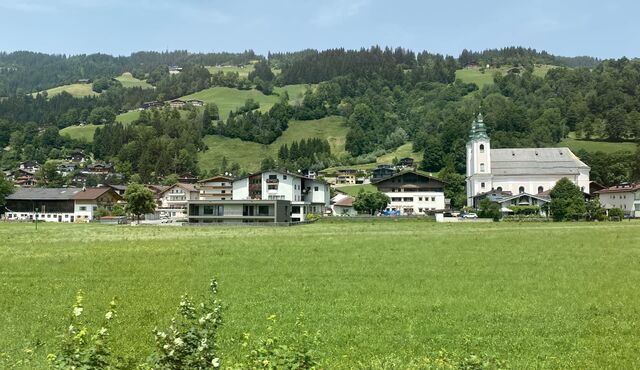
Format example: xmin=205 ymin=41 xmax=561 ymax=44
xmin=187 ymin=99 xmax=205 ymax=107
xmin=472 ymin=189 xmax=550 ymax=214
xmin=197 ymin=175 xmax=234 ymax=201
xmin=19 ymin=161 xmax=39 ymax=172
xmin=336 ymin=172 xmax=357 ymax=185
xmin=398 ymin=157 xmax=415 ymax=168
xmin=372 ymin=170 xmax=447 ymax=215
xmin=371 ymin=164 xmax=396 ymax=182
xmin=169 ymin=66 xmax=183 ymax=75
xmin=4 ymin=187 xmax=122 ymax=222
xmin=169 ymin=99 xmax=187 ymax=109
xmin=108 ymin=184 xmax=128 ymax=197
xmin=188 ymin=169 xmax=330 ymax=224
xmin=178 ymin=172 xmax=199 ymax=184
xmin=595 ymin=183 xmax=640 ymax=217
xmin=157 ymin=183 xmax=200 ymax=219
xmin=66 ymin=152 xmax=87 ymax=163
xmin=141 ymin=101 xmax=163 ymax=110
xmin=57 ymin=163 xmax=77 ymax=176
xmin=82 ymin=163 xmax=114 ymax=175
xmin=14 ymin=169 xmax=36 ymax=187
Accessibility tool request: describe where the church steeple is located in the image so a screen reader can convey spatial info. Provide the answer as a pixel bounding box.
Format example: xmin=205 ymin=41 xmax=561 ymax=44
xmin=469 ymin=112 xmax=488 ymax=140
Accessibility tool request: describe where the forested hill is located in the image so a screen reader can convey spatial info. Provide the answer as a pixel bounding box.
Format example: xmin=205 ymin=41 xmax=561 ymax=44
xmin=0 ymin=46 xmax=638 ymax=201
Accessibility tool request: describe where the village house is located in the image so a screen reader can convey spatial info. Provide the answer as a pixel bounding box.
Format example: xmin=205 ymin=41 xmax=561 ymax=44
xmin=197 ymin=175 xmax=234 ymax=200
xmin=473 ymin=189 xmax=551 ymax=215
xmin=188 ymin=169 xmax=330 ymax=224
xmin=372 ymin=170 xmax=447 ymax=215
xmin=66 ymin=152 xmax=87 ymax=163
xmin=169 ymin=99 xmax=187 ymax=109
xmin=336 ymin=171 xmax=357 ymax=185
xmin=82 ymin=163 xmax=114 ymax=175
xmin=157 ymin=183 xmax=200 ymax=219
xmin=19 ymin=161 xmax=39 ymax=172
xmin=371 ymin=164 xmax=397 ymax=182
xmin=466 ymin=113 xmax=590 ymax=208
xmin=4 ymin=187 xmax=122 ymax=222
xmin=57 ymin=163 xmax=77 ymax=176
xmin=141 ymin=101 xmax=163 ymax=110
xmin=187 ymin=99 xmax=206 ymax=107
xmin=595 ymin=183 xmax=640 ymax=217
xmin=178 ymin=172 xmax=199 ymax=184
xmin=13 ymin=169 xmax=36 ymax=187
xmin=398 ymin=157 xmax=415 ymax=168
xmin=169 ymin=66 xmax=182 ymax=75
xmin=331 ymin=192 xmax=356 ymax=216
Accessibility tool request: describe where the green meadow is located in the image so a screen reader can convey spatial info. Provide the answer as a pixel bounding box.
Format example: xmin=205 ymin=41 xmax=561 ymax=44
xmin=455 ymin=64 xmax=556 ymax=87
xmin=1 ymin=220 xmax=640 ymax=369
xmin=199 ymin=115 xmax=348 ymax=172
xmin=33 ymin=83 xmax=97 ymax=98
xmin=114 ymin=72 xmax=153 ymax=89
xmin=560 ymin=136 xmax=637 ymax=154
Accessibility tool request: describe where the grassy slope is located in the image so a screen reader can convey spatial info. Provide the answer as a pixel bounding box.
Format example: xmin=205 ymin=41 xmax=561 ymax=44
xmin=115 ymin=72 xmax=153 ymax=89
xmin=455 ymin=64 xmax=556 ymax=87
xmin=199 ymin=116 xmax=348 ymax=172
xmin=206 ymin=64 xmax=255 ymax=78
xmin=59 ymin=124 xmax=99 ymax=142
xmin=560 ymin=136 xmax=637 ymax=154
xmin=34 ymin=83 xmax=97 ymax=98
xmin=335 ymin=183 xmax=377 ymax=195
xmin=323 ymin=143 xmax=423 ymax=173
xmin=1 ymin=221 xmax=640 ymax=369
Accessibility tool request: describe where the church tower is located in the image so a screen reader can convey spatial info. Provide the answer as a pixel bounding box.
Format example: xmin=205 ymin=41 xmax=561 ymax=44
xmin=466 ymin=113 xmax=492 ymax=207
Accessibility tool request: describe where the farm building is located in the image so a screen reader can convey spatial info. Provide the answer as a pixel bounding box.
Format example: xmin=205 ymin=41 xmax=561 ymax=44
xmin=466 ymin=113 xmax=590 ymax=207
xmin=372 ymin=170 xmax=447 ymax=215
xmin=4 ymin=187 xmax=122 ymax=222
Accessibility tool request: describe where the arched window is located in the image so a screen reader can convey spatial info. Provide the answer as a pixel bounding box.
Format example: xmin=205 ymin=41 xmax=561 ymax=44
xmin=496 ymin=187 xmax=503 ymax=192
xmin=480 ymin=163 xmax=485 ymax=172
xmin=479 ymin=144 xmax=485 ymax=153
xmin=537 ymin=186 xmax=544 ymax=193
xmin=519 ymin=186 xmax=525 ymax=194
xmin=481 ymin=182 xmax=486 ymax=188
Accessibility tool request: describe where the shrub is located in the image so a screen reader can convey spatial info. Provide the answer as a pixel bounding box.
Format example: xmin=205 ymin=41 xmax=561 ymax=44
xmin=608 ymin=208 xmax=624 ymax=221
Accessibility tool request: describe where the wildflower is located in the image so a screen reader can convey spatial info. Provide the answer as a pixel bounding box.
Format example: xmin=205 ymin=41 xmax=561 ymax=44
xmin=174 ymin=337 xmax=184 ymax=347
xmin=105 ymin=311 xmax=114 ymax=320
xmin=211 ymin=357 xmax=220 ymax=368
xmin=99 ymin=327 xmax=108 ymax=336
xmin=262 ymin=359 xmax=270 ymax=366
xmin=267 ymin=314 xmax=276 ymax=322
xmin=73 ymin=307 xmax=83 ymax=317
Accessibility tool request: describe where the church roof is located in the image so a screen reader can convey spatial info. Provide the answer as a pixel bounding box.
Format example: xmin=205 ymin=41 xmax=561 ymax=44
xmin=490 ymin=147 xmax=589 ymax=175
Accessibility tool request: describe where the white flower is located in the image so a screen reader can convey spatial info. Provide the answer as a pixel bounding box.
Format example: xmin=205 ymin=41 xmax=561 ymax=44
xmin=163 ymin=344 xmax=170 ymax=350
xmin=73 ymin=307 xmax=83 ymax=317
xmin=173 ymin=338 xmax=184 ymax=347
xmin=211 ymin=358 xmax=220 ymax=368
xmin=105 ymin=311 xmax=113 ymax=320
xmin=99 ymin=327 xmax=108 ymax=336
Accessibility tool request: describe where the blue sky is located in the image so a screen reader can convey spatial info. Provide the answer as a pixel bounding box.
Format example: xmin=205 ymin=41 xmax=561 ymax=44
xmin=0 ymin=0 xmax=637 ymax=58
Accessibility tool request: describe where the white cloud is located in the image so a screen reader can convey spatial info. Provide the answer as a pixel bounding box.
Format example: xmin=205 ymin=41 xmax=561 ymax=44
xmin=312 ymin=0 xmax=370 ymax=27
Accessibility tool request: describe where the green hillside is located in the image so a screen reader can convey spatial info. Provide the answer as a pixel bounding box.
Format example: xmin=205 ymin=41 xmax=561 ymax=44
xmin=59 ymin=124 xmax=99 ymax=142
xmin=206 ymin=64 xmax=254 ymax=78
xmin=181 ymin=87 xmax=280 ymax=120
xmin=560 ymin=136 xmax=637 ymax=154
xmin=323 ymin=143 xmax=423 ymax=173
xmin=115 ymin=72 xmax=153 ymax=89
xmin=456 ymin=64 xmax=557 ymax=87
xmin=34 ymin=83 xmax=97 ymax=98
xmin=199 ymin=116 xmax=348 ymax=172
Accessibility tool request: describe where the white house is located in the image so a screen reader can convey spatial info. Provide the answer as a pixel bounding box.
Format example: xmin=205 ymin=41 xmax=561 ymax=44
xmin=157 ymin=183 xmax=199 ymax=219
xmin=4 ymin=187 xmax=122 ymax=222
xmin=331 ymin=193 xmax=356 ymax=216
xmin=466 ymin=113 xmax=590 ymax=208
xmin=595 ymin=183 xmax=640 ymax=217
xmin=197 ymin=175 xmax=234 ymax=201
xmin=232 ymin=170 xmax=330 ymax=222
xmin=372 ymin=170 xmax=447 ymax=215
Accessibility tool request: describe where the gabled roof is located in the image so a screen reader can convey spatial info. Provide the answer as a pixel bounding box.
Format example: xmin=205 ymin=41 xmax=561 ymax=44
xmin=595 ymin=183 xmax=640 ymax=194
xmin=197 ymin=175 xmax=234 ymax=183
xmin=159 ymin=182 xmax=199 ymax=195
xmin=73 ymin=187 xmax=121 ymax=201
xmin=371 ymin=169 xmax=446 ymax=185
xmin=490 ymin=147 xmax=589 ymax=175
xmin=235 ymin=169 xmax=328 ymax=184
xmin=333 ymin=196 xmax=354 ymax=207
xmin=6 ymin=187 xmax=121 ymax=201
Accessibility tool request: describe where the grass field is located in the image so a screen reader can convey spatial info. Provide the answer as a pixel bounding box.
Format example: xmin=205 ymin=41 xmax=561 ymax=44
xmin=199 ymin=116 xmax=348 ymax=172
xmin=560 ymin=136 xmax=637 ymax=154
xmin=1 ymin=220 xmax=640 ymax=369
xmin=323 ymin=143 xmax=423 ymax=173
xmin=206 ymin=64 xmax=255 ymax=78
xmin=455 ymin=65 xmax=557 ymax=87
xmin=335 ymin=183 xmax=377 ymax=195
xmin=34 ymin=83 xmax=97 ymax=98
xmin=59 ymin=124 xmax=99 ymax=142
xmin=115 ymin=72 xmax=153 ymax=89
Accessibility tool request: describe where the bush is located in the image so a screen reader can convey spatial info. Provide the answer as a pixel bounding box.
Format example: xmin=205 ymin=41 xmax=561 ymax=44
xmin=608 ymin=208 xmax=624 ymax=221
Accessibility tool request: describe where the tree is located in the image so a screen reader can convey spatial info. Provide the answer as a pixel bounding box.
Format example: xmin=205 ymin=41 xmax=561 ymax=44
xmin=162 ymin=174 xmax=179 ymax=186
xmin=478 ymin=198 xmax=501 ymax=221
xmin=124 ymin=183 xmax=156 ymax=223
xmin=0 ymin=178 xmax=14 ymax=212
xmin=36 ymin=161 xmax=64 ymax=187
xmin=631 ymin=145 xmax=640 ymax=182
xmin=585 ymin=198 xmax=606 ymax=221
xmin=353 ymin=190 xmax=390 ymax=215
xmin=420 ymin=136 xmax=445 ymax=173
xmin=549 ymin=178 xmax=586 ymax=221
xmin=260 ymin=156 xmax=276 ymax=171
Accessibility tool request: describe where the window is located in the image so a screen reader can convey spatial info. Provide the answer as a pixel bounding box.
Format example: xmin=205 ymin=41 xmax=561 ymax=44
xmin=258 ymin=205 xmax=270 ymax=216
xmin=93 ymin=206 xmax=97 ymax=211
xmin=221 ymin=190 xmax=225 ymax=194
xmin=481 ymin=182 xmax=485 ymax=188
xmin=79 ymin=206 xmax=87 ymax=211
xmin=538 ymin=186 xmax=544 ymax=193
xmin=391 ymin=197 xmax=402 ymax=202
xmin=269 ymin=174 xmax=277 ymax=180
xmin=314 ymin=186 xmax=319 ymax=191
xmin=403 ymin=197 xmax=413 ymax=202
xmin=519 ymin=186 xmax=525 ymax=194
xmin=480 ymin=163 xmax=485 ymax=172
xmin=292 ymin=206 xmax=301 ymax=214
xmin=431 ymin=197 xmax=435 ymax=201
xmin=283 ymin=175 xmax=287 ymax=179
xmin=418 ymin=197 xmax=423 ymax=201
xmin=479 ymin=144 xmax=485 ymax=153
xmin=268 ymin=184 xmax=277 ymax=190
xmin=496 ymin=187 xmax=503 ymax=191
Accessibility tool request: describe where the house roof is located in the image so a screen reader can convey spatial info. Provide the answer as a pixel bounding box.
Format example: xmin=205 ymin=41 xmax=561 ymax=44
xmin=197 ymin=175 xmax=234 ymax=183
xmin=159 ymin=182 xmax=199 ymax=195
xmin=595 ymin=183 xmax=640 ymax=194
xmin=371 ymin=169 xmax=446 ymax=185
xmin=235 ymin=169 xmax=328 ymax=184
xmin=6 ymin=187 xmax=121 ymax=201
xmin=490 ymin=147 xmax=589 ymax=176
xmin=333 ymin=196 xmax=354 ymax=207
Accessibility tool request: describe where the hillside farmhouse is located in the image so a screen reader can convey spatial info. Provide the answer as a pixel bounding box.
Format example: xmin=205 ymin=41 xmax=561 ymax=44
xmin=466 ymin=113 xmax=590 ymax=207
xmin=4 ymin=187 xmax=122 ymax=222
xmin=595 ymin=183 xmax=640 ymax=217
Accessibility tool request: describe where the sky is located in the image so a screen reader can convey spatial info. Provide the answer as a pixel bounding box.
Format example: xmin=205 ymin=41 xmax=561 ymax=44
xmin=0 ymin=0 xmax=637 ymax=59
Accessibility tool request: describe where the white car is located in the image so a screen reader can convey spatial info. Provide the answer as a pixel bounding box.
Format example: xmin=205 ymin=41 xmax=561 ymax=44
xmin=461 ymin=212 xmax=478 ymax=219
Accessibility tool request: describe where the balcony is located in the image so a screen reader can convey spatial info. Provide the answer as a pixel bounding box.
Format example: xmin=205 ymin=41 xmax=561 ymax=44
xmin=266 ymin=178 xmax=279 ymax=184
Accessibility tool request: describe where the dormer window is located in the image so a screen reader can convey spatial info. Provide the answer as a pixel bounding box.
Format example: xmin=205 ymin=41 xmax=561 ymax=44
xmin=479 ymin=144 xmax=485 ymax=153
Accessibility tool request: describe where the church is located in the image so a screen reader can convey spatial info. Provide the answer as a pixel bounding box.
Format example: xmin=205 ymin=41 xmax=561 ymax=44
xmin=466 ymin=113 xmax=590 ymax=208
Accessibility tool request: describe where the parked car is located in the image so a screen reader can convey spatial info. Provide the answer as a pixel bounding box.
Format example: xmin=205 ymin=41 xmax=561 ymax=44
xmin=461 ymin=212 xmax=478 ymax=219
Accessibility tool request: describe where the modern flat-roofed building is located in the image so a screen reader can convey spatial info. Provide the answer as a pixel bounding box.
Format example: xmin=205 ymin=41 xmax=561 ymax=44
xmin=187 ymin=199 xmax=291 ymax=224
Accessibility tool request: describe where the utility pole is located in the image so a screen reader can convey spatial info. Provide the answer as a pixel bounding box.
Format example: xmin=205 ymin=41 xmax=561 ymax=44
xmin=35 ymin=207 xmax=39 ymax=230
